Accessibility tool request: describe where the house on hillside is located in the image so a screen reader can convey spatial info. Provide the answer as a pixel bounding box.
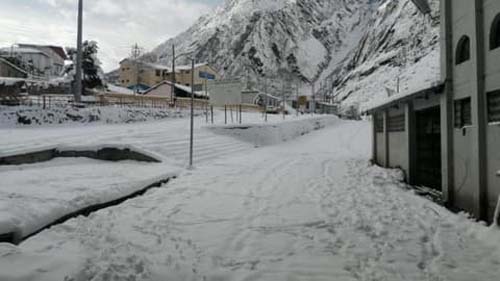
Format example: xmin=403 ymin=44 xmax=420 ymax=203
xmin=118 ymin=59 xmax=220 ymax=92
xmin=366 ymin=0 xmax=500 ymax=222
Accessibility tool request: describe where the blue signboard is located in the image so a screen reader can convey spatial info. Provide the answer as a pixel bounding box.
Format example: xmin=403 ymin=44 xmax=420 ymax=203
xmin=199 ymin=71 xmax=216 ymax=80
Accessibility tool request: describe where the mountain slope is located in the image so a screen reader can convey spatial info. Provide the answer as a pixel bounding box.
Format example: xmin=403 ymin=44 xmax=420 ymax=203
xmin=152 ymin=0 xmax=374 ymax=80
xmin=148 ymin=0 xmax=441 ymax=111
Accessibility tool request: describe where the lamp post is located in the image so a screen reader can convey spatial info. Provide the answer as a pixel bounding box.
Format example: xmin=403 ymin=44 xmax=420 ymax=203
xmin=171 ymin=45 xmax=175 ymax=106
xmin=189 ymin=59 xmax=195 ymax=168
xmin=74 ymin=0 xmax=83 ymax=103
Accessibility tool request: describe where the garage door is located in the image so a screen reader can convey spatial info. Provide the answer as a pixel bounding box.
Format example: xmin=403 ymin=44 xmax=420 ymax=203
xmin=415 ymin=106 xmax=442 ymax=191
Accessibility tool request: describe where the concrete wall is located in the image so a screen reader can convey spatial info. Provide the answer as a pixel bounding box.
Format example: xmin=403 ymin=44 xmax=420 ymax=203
xmin=387 ymin=107 xmax=408 ymax=176
xmin=388 ymin=132 xmax=408 ymax=173
xmin=376 ymin=133 xmax=385 ymax=167
xmin=484 ymin=0 xmax=500 ymax=220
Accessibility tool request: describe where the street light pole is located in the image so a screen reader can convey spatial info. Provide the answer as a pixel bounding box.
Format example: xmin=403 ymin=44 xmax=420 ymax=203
xmin=171 ymin=45 xmax=176 ymax=106
xmin=74 ymin=0 xmax=83 ymax=103
xmin=189 ymin=59 xmax=195 ymax=168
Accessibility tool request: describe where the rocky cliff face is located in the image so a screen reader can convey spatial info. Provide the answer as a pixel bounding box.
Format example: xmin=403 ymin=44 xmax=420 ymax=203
xmin=148 ymin=0 xmax=441 ymax=111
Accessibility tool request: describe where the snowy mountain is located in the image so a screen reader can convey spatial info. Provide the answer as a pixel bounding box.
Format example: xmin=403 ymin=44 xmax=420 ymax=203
xmin=148 ymin=0 xmax=440 ymax=111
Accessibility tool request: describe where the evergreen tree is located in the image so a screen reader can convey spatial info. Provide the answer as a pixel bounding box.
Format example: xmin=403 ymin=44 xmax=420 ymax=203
xmin=64 ymin=40 xmax=104 ymax=92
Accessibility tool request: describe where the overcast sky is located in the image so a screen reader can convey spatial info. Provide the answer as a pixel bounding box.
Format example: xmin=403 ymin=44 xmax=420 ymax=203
xmin=0 ymin=0 xmax=223 ymax=71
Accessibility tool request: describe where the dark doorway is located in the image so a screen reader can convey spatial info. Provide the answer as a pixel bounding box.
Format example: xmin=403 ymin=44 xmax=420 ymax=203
xmin=415 ymin=106 xmax=442 ymax=191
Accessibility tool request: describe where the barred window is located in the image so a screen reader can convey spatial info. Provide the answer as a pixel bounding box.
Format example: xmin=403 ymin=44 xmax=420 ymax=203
xmin=488 ymin=90 xmax=500 ymax=123
xmin=454 ymin=97 xmax=472 ymax=128
xmin=375 ymin=114 xmax=384 ymax=133
xmin=388 ymin=114 xmax=405 ymax=132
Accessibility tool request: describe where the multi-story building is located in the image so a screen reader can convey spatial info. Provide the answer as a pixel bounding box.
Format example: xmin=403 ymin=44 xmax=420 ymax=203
xmin=366 ymin=0 xmax=500 ymax=222
xmin=118 ymin=59 xmax=220 ymax=92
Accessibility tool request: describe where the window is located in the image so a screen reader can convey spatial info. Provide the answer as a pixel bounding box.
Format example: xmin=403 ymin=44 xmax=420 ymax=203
xmin=388 ymin=114 xmax=405 ymax=132
xmin=375 ymin=114 xmax=384 ymax=133
xmin=454 ymin=97 xmax=472 ymax=128
xmin=488 ymin=90 xmax=500 ymax=123
xmin=456 ymin=35 xmax=471 ymax=65
xmin=156 ymin=70 xmax=161 ymax=76
xmin=491 ymin=14 xmax=500 ymax=50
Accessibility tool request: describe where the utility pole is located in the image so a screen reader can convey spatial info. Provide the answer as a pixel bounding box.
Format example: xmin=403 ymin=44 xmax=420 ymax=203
xmin=131 ymin=43 xmax=143 ymax=95
xmin=311 ymin=82 xmax=315 ymax=115
xmin=189 ymin=59 xmax=195 ymax=168
xmin=74 ymin=0 xmax=83 ymax=103
xmin=264 ymin=76 xmax=268 ymax=122
xmin=171 ymin=45 xmax=176 ymax=105
xmin=282 ymin=79 xmax=286 ymax=120
xmin=296 ymin=80 xmax=299 ymax=117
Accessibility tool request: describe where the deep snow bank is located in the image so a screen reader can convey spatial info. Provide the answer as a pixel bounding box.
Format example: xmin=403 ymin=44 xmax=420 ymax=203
xmin=207 ymin=116 xmax=338 ymax=146
xmin=0 ymin=106 xmax=195 ymax=128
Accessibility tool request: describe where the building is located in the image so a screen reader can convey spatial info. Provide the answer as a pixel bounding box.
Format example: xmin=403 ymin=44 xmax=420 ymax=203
xmin=0 ymin=58 xmax=28 ymax=79
xmin=17 ymin=44 xmax=67 ymax=77
xmin=143 ymin=80 xmax=206 ymax=99
xmin=366 ymin=0 xmax=500 ymax=222
xmin=207 ymin=80 xmax=280 ymax=107
xmin=0 ymin=44 xmax=67 ymax=78
xmin=118 ymin=59 xmax=220 ymax=92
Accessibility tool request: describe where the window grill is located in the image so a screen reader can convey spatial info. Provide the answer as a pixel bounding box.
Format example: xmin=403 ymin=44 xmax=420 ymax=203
xmin=375 ymin=114 xmax=384 ymax=133
xmin=488 ymin=90 xmax=500 ymax=123
xmin=388 ymin=114 xmax=406 ymax=132
xmin=454 ymin=97 xmax=472 ymax=128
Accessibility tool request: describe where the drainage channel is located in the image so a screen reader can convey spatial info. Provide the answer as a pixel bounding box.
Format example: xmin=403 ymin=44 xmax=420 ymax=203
xmin=0 ymin=146 xmax=161 ymax=166
xmin=2 ymin=176 xmax=175 ymax=245
xmin=0 ymin=145 xmax=170 ymax=245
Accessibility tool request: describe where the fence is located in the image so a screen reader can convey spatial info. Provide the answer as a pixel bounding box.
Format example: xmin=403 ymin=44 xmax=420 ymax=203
xmin=0 ymin=92 xmax=264 ymax=115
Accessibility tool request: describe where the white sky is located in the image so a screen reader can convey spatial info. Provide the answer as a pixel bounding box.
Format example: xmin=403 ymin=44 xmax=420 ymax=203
xmin=0 ymin=0 xmax=222 ymax=71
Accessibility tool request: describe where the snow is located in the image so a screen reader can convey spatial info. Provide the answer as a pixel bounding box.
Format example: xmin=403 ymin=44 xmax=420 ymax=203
xmin=106 ymin=84 xmax=134 ymax=95
xmin=208 ymin=115 xmax=337 ymax=147
xmin=0 ymin=118 xmax=500 ymax=280
xmin=0 ymin=105 xmax=197 ymax=128
xmin=0 ymin=112 xmax=324 ymax=242
xmin=0 ymin=157 xmax=178 ymax=240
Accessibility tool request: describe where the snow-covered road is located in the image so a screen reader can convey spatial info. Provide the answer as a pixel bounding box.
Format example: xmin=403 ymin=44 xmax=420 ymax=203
xmin=1 ymin=119 xmax=499 ymax=281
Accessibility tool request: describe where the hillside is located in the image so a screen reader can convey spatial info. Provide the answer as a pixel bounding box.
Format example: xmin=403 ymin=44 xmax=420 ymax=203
xmin=148 ymin=0 xmax=441 ymax=111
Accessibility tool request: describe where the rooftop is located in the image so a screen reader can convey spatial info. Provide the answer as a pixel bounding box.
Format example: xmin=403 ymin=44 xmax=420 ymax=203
xmin=364 ymin=81 xmax=444 ymax=114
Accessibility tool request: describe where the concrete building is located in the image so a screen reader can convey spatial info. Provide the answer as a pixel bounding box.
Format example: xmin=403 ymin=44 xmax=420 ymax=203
xmin=367 ymin=0 xmax=500 ymax=222
xmin=17 ymin=44 xmax=67 ymax=77
xmin=118 ymin=59 xmax=220 ymax=91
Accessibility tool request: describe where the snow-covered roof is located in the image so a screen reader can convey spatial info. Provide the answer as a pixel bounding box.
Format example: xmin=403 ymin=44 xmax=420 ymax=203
xmin=143 ymin=80 xmax=205 ymax=96
xmin=364 ymin=81 xmax=444 ymax=114
xmin=107 ymin=84 xmax=135 ymax=95
xmin=0 ymin=47 xmax=49 ymax=57
xmin=121 ymin=59 xmax=210 ymax=73
xmin=175 ymin=62 xmax=208 ymax=71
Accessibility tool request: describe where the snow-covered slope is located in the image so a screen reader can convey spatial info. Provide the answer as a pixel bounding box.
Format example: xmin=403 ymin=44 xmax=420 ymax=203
xmin=151 ymin=0 xmax=374 ymax=81
xmin=148 ymin=0 xmax=440 ymax=111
